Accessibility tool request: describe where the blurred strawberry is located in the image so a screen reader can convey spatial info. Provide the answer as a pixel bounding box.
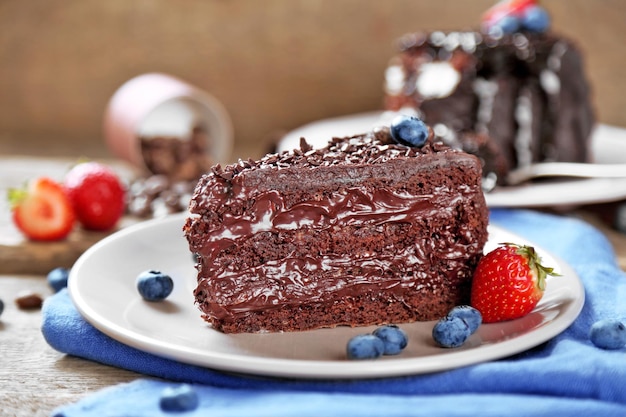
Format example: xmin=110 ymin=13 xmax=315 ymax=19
xmin=64 ymin=161 xmax=126 ymax=231
xmin=483 ymin=0 xmax=536 ymax=23
xmin=8 ymin=177 xmax=75 ymax=241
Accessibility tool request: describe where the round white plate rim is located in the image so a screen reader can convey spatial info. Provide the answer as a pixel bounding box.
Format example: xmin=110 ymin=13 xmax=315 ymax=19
xmin=278 ymin=111 xmax=626 ymax=208
xmin=69 ymin=213 xmax=585 ymax=379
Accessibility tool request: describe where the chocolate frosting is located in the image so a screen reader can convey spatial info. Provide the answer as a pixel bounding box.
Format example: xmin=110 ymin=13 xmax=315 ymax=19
xmin=185 ymin=129 xmax=488 ymax=325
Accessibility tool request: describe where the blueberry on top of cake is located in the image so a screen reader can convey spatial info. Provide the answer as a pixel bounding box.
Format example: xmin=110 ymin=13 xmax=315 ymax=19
xmin=383 ymin=0 xmax=595 ymax=187
xmin=184 ymin=119 xmax=489 ymax=333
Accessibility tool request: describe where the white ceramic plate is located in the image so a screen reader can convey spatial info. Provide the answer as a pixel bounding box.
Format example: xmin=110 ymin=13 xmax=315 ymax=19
xmin=278 ymin=112 xmax=626 ymax=208
xmin=69 ymin=213 xmax=584 ymax=379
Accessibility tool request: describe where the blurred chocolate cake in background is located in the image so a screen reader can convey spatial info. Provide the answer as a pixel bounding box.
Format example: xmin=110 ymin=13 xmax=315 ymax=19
xmin=383 ymin=0 xmax=595 ymax=187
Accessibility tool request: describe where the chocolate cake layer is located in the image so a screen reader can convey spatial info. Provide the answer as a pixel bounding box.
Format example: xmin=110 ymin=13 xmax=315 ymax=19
xmin=185 ymin=128 xmax=489 ymax=333
xmin=384 ymin=30 xmax=595 ymax=184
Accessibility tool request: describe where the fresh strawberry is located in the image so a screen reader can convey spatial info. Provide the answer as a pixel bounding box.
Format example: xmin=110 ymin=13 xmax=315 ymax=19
xmin=64 ymin=162 xmax=126 ymax=231
xmin=8 ymin=177 xmax=76 ymax=241
xmin=470 ymin=243 xmax=559 ymax=323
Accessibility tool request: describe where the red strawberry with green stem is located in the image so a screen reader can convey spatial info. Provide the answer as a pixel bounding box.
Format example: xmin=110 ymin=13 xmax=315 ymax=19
xmin=471 ymin=243 xmax=559 ymax=323
xmin=8 ymin=177 xmax=76 ymax=241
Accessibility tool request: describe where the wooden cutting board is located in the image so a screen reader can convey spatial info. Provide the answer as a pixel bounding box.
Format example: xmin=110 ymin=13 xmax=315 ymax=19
xmin=0 ymin=156 xmax=140 ymax=275
xmin=0 ymin=216 xmax=143 ymax=275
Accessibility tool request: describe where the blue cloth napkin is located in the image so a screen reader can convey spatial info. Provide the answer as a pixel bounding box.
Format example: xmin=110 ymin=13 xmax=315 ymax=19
xmin=43 ymin=209 xmax=626 ymax=416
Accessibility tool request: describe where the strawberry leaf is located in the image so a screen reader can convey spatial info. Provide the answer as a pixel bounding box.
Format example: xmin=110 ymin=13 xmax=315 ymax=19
xmin=509 ymin=243 xmax=561 ymax=292
xmin=7 ymin=186 xmax=28 ymax=209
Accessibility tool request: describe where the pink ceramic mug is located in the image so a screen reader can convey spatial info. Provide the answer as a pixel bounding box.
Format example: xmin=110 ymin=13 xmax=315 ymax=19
xmin=103 ymin=73 xmax=233 ymax=171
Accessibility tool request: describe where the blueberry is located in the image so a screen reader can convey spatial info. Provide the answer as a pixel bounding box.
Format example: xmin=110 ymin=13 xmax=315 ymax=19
xmin=347 ymin=334 xmax=385 ymax=360
xmin=47 ymin=267 xmax=70 ymax=293
xmin=432 ymin=316 xmax=471 ymax=348
xmin=159 ymin=384 xmax=199 ymax=412
xmin=521 ymin=5 xmax=551 ymax=33
xmin=390 ymin=115 xmax=429 ymax=148
xmin=589 ymin=319 xmax=626 ymax=350
xmin=0 ymin=298 xmax=4 ymax=318
xmin=136 ymin=270 xmax=174 ymax=301
xmin=448 ymin=305 xmax=482 ymax=334
xmin=372 ymin=325 xmax=408 ymax=355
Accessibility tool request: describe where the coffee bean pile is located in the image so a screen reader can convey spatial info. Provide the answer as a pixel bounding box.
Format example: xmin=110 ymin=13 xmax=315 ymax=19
xmin=127 ymin=126 xmax=212 ymax=218
xmin=140 ymin=126 xmax=212 ymax=182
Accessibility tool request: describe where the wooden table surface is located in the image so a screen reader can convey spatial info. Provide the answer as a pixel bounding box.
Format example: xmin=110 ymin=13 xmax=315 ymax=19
xmin=1 ymin=156 xmax=625 ymax=416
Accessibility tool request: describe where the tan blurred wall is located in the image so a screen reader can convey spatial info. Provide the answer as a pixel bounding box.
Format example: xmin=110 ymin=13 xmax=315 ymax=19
xmin=1 ymin=0 xmax=625 ymax=162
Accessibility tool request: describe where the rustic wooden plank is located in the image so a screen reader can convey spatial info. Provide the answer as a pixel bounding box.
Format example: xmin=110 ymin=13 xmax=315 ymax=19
xmin=0 ymin=219 xmax=141 ymax=275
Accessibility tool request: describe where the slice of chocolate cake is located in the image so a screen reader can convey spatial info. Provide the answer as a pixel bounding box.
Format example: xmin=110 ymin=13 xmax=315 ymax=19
xmin=383 ymin=2 xmax=595 ymax=186
xmin=184 ymin=119 xmax=489 ymax=333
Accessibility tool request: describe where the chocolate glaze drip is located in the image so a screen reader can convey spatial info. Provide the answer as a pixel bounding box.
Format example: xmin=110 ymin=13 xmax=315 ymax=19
xmin=197 ymin=246 xmax=475 ymax=321
xmin=196 ymin=184 xmax=469 ymax=258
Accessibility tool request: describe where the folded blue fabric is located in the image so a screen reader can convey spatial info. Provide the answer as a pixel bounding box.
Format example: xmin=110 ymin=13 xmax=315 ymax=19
xmin=44 ymin=209 xmax=626 ymax=416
